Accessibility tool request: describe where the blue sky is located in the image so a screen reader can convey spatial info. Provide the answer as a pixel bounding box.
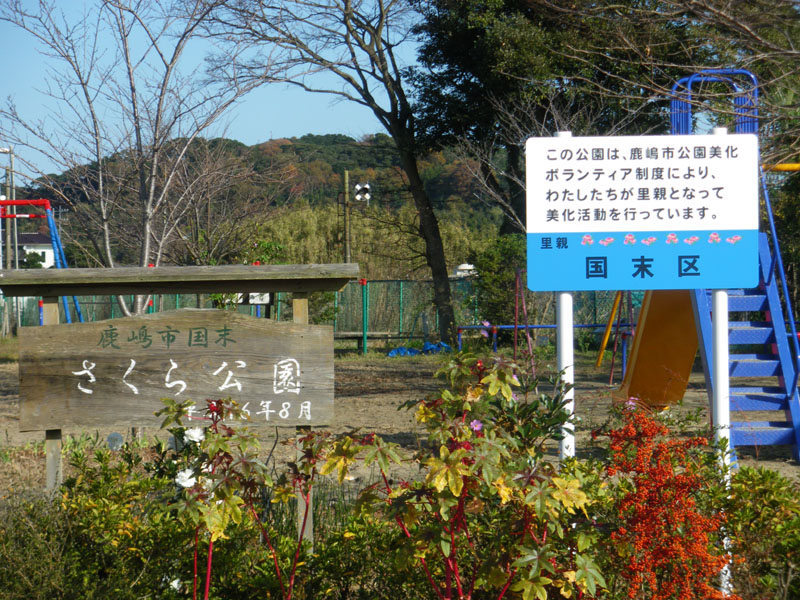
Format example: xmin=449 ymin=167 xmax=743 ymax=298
xmin=0 ymin=11 xmax=383 ymax=179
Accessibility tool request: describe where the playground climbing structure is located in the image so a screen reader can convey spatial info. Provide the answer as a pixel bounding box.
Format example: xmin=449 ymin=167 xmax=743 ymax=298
xmin=1 ymin=199 xmax=83 ymax=323
xmin=621 ymin=70 xmax=800 ymax=461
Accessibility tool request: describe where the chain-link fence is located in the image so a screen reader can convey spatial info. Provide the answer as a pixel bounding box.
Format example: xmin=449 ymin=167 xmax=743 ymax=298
xmin=332 ymin=279 xmax=479 ymax=337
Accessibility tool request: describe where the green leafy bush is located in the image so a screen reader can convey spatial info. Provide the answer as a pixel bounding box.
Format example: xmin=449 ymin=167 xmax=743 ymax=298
xmin=470 ymin=234 xmax=526 ymax=329
xmin=2 ymin=359 xmax=798 ymax=600
xmin=726 ymin=466 xmax=800 ymax=599
xmin=0 ymin=449 xmax=192 ymax=599
xmin=0 ymin=494 xmax=72 ymax=599
xmin=325 ymin=352 xmax=606 ymax=599
xmin=307 ymin=512 xmax=430 ymax=599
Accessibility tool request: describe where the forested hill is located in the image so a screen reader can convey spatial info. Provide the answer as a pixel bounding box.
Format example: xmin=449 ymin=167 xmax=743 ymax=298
xmin=23 ymin=132 xmax=503 ymax=278
xmin=31 ymin=132 xmax=494 ymax=217
xmin=246 ymin=132 xmax=488 ymax=215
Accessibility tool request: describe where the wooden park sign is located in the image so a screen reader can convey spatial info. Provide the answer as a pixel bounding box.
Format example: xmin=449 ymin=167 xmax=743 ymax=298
xmin=19 ymin=309 xmax=333 ymax=432
xmin=0 ymin=262 xmax=358 ymax=500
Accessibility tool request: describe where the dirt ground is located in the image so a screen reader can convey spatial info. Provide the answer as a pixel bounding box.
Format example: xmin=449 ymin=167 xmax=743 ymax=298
xmin=0 ymin=351 xmax=798 ymax=493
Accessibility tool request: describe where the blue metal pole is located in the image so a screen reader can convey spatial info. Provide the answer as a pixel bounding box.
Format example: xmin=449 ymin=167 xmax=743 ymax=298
xmin=46 ymin=208 xmax=83 ymax=322
xmin=621 ymin=334 xmax=628 ymax=379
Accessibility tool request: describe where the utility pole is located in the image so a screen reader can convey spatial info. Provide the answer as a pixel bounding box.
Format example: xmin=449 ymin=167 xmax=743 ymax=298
xmin=0 ymin=177 xmax=6 ymax=337
xmin=343 ymin=169 xmax=351 ymax=263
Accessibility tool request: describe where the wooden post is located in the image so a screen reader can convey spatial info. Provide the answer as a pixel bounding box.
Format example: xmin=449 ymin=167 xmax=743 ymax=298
xmin=293 ymin=293 xmax=309 ymax=325
xmin=45 ymin=429 xmax=62 ymax=493
xmin=292 ymin=292 xmax=313 ymax=548
xmin=42 ymin=296 xmax=62 ymax=494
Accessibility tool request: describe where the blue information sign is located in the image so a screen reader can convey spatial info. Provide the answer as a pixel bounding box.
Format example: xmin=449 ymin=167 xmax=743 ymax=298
xmin=525 ymin=134 xmax=759 ymax=291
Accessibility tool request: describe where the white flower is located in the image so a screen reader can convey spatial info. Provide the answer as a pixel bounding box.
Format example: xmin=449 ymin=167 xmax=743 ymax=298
xmin=170 ymin=579 xmax=181 ymax=591
xmin=184 ymin=427 xmax=205 ymax=443
xmin=175 ymin=468 xmax=196 ymax=488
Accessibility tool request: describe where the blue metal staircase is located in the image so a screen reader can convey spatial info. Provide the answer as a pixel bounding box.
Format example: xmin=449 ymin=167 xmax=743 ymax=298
xmin=673 ymin=70 xmax=800 ymax=461
xmin=691 ymin=234 xmax=800 ymax=460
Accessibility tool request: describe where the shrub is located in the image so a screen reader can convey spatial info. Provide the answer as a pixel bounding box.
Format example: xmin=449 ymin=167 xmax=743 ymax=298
xmin=325 ymin=352 xmax=606 ymax=599
xmin=307 ymin=512 xmax=430 ymax=599
xmin=0 ymin=449 xmax=193 ymax=600
xmin=60 ymin=446 xmax=189 ymax=598
xmin=471 ymin=234 xmax=526 ymax=329
xmin=0 ymin=439 xmax=306 ymax=600
xmin=0 ymin=493 xmax=71 ymax=599
xmin=726 ymin=466 xmax=800 ymax=599
xmin=596 ymin=405 xmax=737 ymax=600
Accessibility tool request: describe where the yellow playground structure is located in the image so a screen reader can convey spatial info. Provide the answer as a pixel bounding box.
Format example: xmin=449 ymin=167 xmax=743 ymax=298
xmin=599 ymin=163 xmax=800 ymax=410
xmin=601 ymin=290 xmax=698 ymax=409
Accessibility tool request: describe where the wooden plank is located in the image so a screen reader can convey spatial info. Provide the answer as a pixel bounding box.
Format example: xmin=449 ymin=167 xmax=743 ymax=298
xmin=45 ymin=429 xmax=62 ymax=493
xmin=293 ymin=292 xmax=313 ymax=546
xmin=0 ymin=263 xmax=359 ymax=297
xmin=293 ymin=293 xmax=309 ymax=326
xmin=19 ymin=309 xmax=333 ymax=431
xmin=42 ymin=297 xmax=62 ymax=494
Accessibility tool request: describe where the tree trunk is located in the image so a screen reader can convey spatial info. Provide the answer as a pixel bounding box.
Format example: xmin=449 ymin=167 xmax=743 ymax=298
xmin=499 ymin=143 xmax=526 ymax=235
xmin=397 ymin=148 xmax=457 ymax=344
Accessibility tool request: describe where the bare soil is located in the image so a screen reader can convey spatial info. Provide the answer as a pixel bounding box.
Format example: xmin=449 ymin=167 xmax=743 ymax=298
xmin=0 ymin=352 xmax=797 ymax=494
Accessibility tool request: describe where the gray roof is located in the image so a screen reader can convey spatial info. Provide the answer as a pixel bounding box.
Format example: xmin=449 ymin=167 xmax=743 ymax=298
xmin=18 ymin=232 xmax=52 ymax=246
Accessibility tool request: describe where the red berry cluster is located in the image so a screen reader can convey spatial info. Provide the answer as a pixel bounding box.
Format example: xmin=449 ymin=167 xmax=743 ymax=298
xmin=605 ymin=409 xmax=739 ymax=600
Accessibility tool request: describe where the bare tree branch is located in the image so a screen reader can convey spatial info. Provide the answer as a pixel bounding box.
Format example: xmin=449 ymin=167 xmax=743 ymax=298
xmin=0 ymin=0 xmax=265 ymax=314
xmin=204 ymin=0 xmax=459 ymax=342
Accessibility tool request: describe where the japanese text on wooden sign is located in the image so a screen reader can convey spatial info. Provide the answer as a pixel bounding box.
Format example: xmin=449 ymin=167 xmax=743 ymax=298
xmin=18 ymin=309 xmax=333 ymax=432
xmin=525 ymin=134 xmax=759 ymax=291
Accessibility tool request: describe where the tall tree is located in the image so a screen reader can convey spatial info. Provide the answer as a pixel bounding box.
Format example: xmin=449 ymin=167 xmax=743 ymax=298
xmin=0 ymin=0 xmax=260 ymax=314
xmin=614 ymin=1 xmax=800 ymax=162
xmin=534 ymin=1 xmax=800 ymax=310
xmin=412 ymin=0 xmax=718 ymax=232
xmin=203 ymin=0 xmax=458 ymax=343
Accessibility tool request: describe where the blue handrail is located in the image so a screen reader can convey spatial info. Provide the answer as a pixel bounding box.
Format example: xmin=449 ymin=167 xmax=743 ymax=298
xmin=759 ymin=169 xmax=800 ymax=395
xmin=672 ymin=69 xmax=800 ymax=398
xmin=45 ymin=208 xmax=84 ymax=323
xmin=671 ymin=69 xmax=759 ymax=135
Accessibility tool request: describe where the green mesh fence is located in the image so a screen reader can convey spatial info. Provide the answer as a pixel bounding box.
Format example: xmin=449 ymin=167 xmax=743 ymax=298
xmin=3 ymin=282 xmax=634 ymax=341
xmin=332 ymin=279 xmax=479 ymax=338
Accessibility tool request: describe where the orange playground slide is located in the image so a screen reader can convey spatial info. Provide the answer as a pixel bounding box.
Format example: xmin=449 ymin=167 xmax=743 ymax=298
xmin=611 ymin=290 xmax=698 ymax=409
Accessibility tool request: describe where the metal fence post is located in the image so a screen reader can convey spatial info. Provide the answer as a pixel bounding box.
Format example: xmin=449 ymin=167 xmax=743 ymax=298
xmin=399 ymin=280 xmax=404 ymax=335
xmin=360 ymin=278 xmax=368 ymax=355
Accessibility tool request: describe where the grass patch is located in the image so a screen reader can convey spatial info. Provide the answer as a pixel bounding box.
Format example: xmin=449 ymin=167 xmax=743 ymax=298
xmin=0 ymin=337 xmax=18 ymax=363
xmin=334 ymin=349 xmax=444 ymax=364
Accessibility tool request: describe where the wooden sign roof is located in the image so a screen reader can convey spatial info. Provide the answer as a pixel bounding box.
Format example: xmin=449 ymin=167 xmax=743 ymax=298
xmin=0 ymin=263 xmax=359 ymax=297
